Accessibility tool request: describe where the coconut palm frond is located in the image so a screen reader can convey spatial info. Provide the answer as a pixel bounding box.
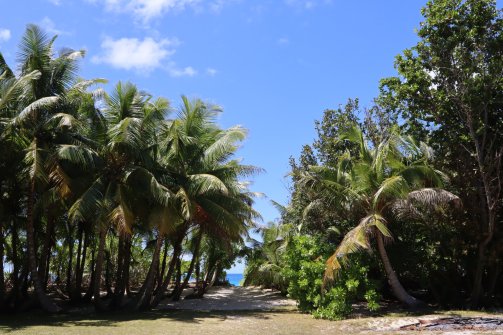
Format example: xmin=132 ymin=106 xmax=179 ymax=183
xmin=407 ymin=188 xmax=462 ymax=209
xmin=15 ymin=96 xmax=60 ymax=124
xmin=56 ymin=144 xmax=97 ymax=169
xmin=373 ymin=175 xmax=409 ymax=208
xmin=188 ymin=173 xmax=229 ymax=195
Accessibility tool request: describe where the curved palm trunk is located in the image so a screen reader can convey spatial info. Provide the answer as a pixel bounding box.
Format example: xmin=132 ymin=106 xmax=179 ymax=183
xmin=172 ymin=231 xmax=203 ymax=301
xmin=93 ymin=227 xmax=107 ymax=312
xmin=155 ymin=240 xmax=169 ymax=292
xmin=131 ymin=234 xmax=163 ymax=311
xmin=26 ymin=180 xmax=61 ymax=313
xmin=150 ymin=238 xmax=183 ymax=308
xmin=376 ymin=234 xmax=422 ymax=308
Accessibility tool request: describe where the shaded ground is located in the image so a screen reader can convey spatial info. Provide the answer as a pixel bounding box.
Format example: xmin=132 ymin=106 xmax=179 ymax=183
xmin=1 ymin=287 xmax=502 ymax=335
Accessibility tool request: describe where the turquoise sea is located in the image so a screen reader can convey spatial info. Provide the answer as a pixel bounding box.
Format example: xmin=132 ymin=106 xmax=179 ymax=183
xmin=226 ymin=273 xmax=243 ymax=286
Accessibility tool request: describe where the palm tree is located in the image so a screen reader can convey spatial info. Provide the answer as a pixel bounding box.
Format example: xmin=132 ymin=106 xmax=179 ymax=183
xmin=243 ymin=221 xmax=292 ymax=292
xmin=302 ymin=125 xmax=460 ymax=307
xmin=1 ymin=24 xmax=88 ymax=312
xmin=68 ymin=81 xmax=172 ymax=311
xmin=151 ymin=96 xmax=260 ymax=305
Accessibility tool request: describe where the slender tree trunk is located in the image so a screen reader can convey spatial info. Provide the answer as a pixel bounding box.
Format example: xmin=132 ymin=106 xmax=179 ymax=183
xmin=150 ymin=237 xmax=183 ymax=308
xmin=155 ymin=240 xmax=169 ymax=293
xmin=195 ymin=258 xmax=200 ymax=284
xmin=104 ymin=249 xmax=113 ymax=297
xmin=174 ymin=258 xmax=182 ymax=293
xmin=209 ymin=264 xmax=220 ymax=288
xmin=0 ymin=221 xmax=5 ymax=309
xmin=38 ymin=213 xmax=55 ymax=291
xmin=470 ymin=209 xmax=496 ymax=307
xmin=172 ymin=231 xmax=203 ymax=301
xmin=202 ymin=267 xmax=212 ymax=293
xmin=20 ymin=259 xmax=30 ymax=300
xmin=110 ymin=234 xmax=129 ymax=309
xmin=465 ymin=120 xmax=502 ymax=307
xmin=93 ymin=227 xmax=107 ymax=312
xmin=83 ymin=246 xmax=95 ymax=302
xmin=75 ymin=229 xmax=89 ymax=299
xmin=131 ymin=233 xmax=163 ymax=311
xmin=123 ymin=235 xmax=132 ymax=297
xmin=66 ymin=223 xmax=74 ymax=294
xmin=487 ymin=260 xmax=501 ymax=298
xmin=376 ymin=234 xmax=422 ymax=308
xmin=71 ymin=225 xmax=84 ymax=301
xmin=9 ymin=223 xmax=21 ymax=308
xmin=26 ymin=180 xmax=61 ymax=313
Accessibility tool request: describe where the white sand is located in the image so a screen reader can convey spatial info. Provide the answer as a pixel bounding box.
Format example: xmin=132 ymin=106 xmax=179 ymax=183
xmin=159 ymin=286 xmax=297 ymax=311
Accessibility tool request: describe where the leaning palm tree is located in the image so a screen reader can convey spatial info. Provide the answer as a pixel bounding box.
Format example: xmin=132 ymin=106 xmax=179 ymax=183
xmin=302 ymin=125 xmax=460 ymax=307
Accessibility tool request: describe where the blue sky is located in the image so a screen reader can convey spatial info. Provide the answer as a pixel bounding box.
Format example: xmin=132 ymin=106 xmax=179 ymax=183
xmin=0 ymin=0 xmax=466 ymax=272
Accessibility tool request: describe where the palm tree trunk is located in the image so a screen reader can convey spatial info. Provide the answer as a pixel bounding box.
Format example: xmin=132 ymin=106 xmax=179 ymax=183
xmin=26 ymin=180 xmax=61 ymax=313
xmin=123 ymin=235 xmax=132 ymax=297
xmin=110 ymin=234 xmax=129 ymax=309
xmin=104 ymin=249 xmax=113 ymax=297
xmin=93 ymin=227 xmax=107 ymax=312
xmin=0 ymin=221 xmax=5 ymax=309
xmin=209 ymin=264 xmax=220 ymax=288
xmin=150 ymin=237 xmax=183 ymax=308
xmin=172 ymin=231 xmax=203 ymax=301
xmin=66 ymin=223 xmax=74 ymax=294
xmin=132 ymin=233 xmax=163 ymax=311
xmin=79 ymin=230 xmax=89 ymax=283
xmin=9 ymin=222 xmax=21 ymax=308
xmin=156 ymin=240 xmax=169 ymax=292
xmin=71 ymin=224 xmax=84 ymax=301
xmin=376 ymin=234 xmax=422 ymax=308
xmin=83 ymin=246 xmax=95 ymax=302
xmin=38 ymin=213 xmax=55 ymax=291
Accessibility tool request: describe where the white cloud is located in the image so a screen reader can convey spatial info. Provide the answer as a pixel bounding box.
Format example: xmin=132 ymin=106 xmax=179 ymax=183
xmin=48 ymin=0 xmax=61 ymax=5
xmin=206 ymin=68 xmax=217 ymax=76
xmin=0 ymin=29 xmax=11 ymax=43
xmin=92 ymin=37 xmax=174 ymax=71
xmin=209 ymin=0 xmax=239 ymax=14
xmin=284 ymin=0 xmax=332 ymax=10
xmin=278 ymin=37 xmax=289 ymax=46
xmin=89 ymin=0 xmax=238 ymax=23
xmin=40 ymin=17 xmax=68 ymax=35
xmin=168 ymin=65 xmax=197 ymax=77
xmin=92 ymin=0 xmax=201 ymax=23
xmin=92 ymin=36 xmax=196 ymax=77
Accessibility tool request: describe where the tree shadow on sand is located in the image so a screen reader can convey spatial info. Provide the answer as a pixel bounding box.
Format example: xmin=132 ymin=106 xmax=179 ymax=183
xmin=0 ymin=309 xmax=279 ymax=333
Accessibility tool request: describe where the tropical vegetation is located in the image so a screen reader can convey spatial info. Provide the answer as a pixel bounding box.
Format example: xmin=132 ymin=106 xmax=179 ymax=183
xmin=0 ymin=0 xmax=502 ymax=323
xmin=0 ymin=25 xmax=259 ymax=313
xmin=244 ymin=0 xmax=503 ymax=320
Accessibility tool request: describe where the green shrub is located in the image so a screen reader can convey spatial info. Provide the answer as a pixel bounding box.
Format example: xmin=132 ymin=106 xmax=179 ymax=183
xmin=283 ymin=235 xmax=380 ymax=320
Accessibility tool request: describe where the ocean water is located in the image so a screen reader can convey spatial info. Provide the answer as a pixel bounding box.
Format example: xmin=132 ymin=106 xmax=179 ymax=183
xmin=226 ymin=273 xmax=243 ymax=286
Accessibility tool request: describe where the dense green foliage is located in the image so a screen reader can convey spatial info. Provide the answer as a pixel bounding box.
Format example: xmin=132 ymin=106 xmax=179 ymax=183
xmin=0 ymin=25 xmax=259 ymax=313
xmin=283 ymin=235 xmax=379 ymax=320
xmin=244 ymin=0 xmax=503 ymax=320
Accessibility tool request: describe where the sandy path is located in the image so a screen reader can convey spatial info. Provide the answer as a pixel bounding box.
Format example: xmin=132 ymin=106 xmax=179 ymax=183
xmin=159 ymin=286 xmax=297 ymax=311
